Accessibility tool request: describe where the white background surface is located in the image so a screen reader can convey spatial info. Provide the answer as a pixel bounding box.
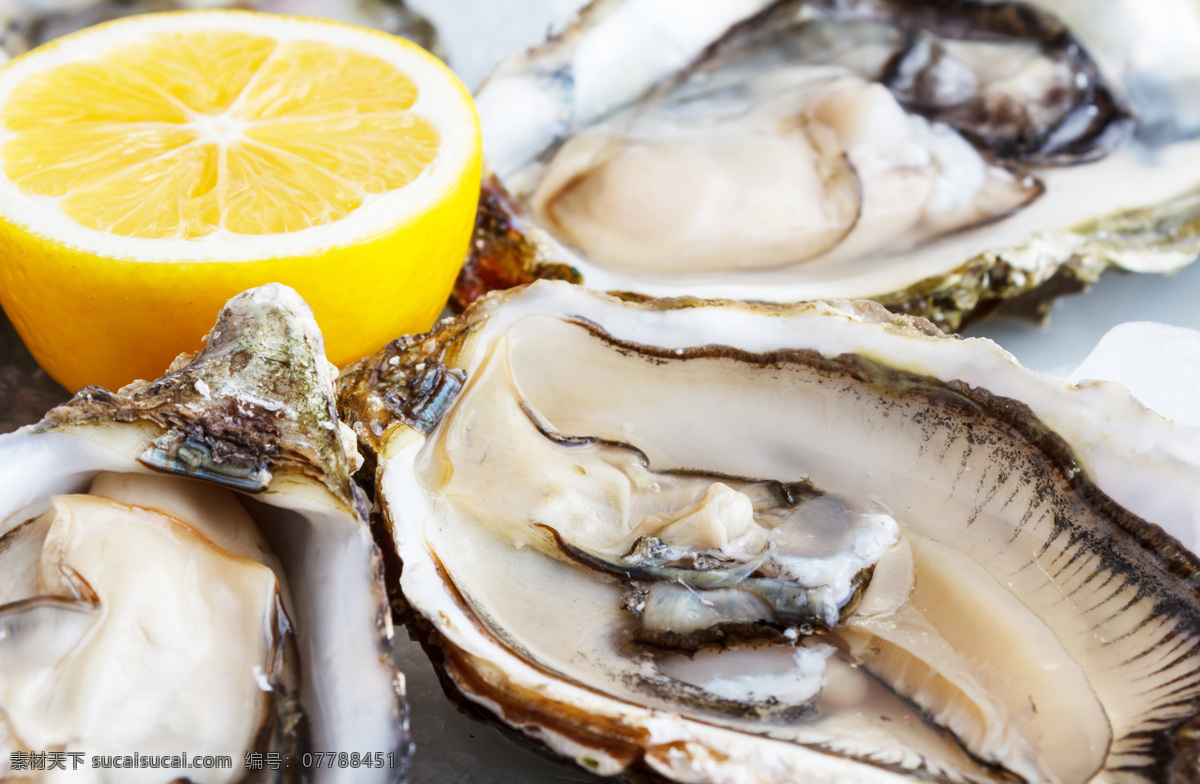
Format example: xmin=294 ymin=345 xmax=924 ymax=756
xmin=395 ymin=1 xmax=1200 ymax=780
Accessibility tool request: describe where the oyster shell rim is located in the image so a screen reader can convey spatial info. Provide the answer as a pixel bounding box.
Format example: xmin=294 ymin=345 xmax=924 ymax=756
xmin=456 ymin=174 xmax=1200 ymax=333
xmin=341 ymin=280 xmax=1200 ymax=784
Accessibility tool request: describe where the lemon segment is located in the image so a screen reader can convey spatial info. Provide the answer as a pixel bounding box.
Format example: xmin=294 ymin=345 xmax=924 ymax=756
xmin=0 ymin=11 xmax=481 ymax=391
xmin=235 ymin=40 xmax=420 ymax=119
xmin=245 ymin=115 xmax=441 ymax=193
xmin=3 ymin=124 xmax=200 ymax=197
xmin=108 ymin=30 xmax=278 ymax=115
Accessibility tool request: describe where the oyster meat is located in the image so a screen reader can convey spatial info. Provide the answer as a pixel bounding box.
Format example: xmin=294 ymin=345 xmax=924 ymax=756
xmin=0 ymin=284 xmax=408 ymax=781
xmin=340 ymin=280 xmax=1200 ymax=784
xmin=461 ymin=0 xmax=1200 ymax=330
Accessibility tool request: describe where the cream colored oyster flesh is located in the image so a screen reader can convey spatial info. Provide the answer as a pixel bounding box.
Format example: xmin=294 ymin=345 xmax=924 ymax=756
xmin=0 ymin=477 xmax=280 ymax=781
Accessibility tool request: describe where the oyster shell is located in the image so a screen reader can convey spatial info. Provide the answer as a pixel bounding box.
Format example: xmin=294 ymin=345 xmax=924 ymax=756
xmin=340 ymin=280 xmax=1200 ymax=784
xmin=0 ymin=284 xmax=408 ymax=781
xmin=459 ymin=0 xmax=1200 ymax=330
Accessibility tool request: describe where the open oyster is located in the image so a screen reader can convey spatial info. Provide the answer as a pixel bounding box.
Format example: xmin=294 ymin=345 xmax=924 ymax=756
xmin=460 ymin=0 xmax=1200 ymax=330
xmin=0 ymin=284 xmax=408 ymax=781
xmin=340 ymin=280 xmax=1200 ymax=784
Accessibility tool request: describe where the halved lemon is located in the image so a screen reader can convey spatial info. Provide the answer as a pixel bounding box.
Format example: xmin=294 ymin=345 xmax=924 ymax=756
xmin=0 ymin=11 xmax=481 ymax=392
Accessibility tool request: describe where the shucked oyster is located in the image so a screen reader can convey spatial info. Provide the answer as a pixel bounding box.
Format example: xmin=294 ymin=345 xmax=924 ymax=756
xmin=460 ymin=0 xmax=1200 ymax=330
xmin=340 ymin=281 xmax=1200 ymax=784
xmin=0 ymin=284 xmax=408 ymax=781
